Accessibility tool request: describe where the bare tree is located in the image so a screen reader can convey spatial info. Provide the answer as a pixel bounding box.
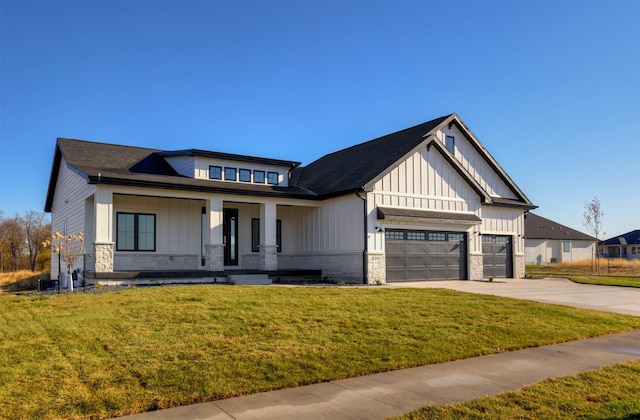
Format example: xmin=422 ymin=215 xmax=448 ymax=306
xmin=0 ymin=215 xmax=26 ymax=271
xmin=583 ymin=197 xmax=604 ymax=273
xmin=24 ymin=211 xmax=50 ymax=271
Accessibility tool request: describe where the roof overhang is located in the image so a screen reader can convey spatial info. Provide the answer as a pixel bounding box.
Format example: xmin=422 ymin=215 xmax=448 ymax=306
xmin=487 ymin=197 xmax=537 ymax=210
xmin=377 ymin=206 xmax=482 ymax=226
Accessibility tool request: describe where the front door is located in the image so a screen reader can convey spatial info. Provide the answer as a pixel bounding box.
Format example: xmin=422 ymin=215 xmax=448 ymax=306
xmin=223 ymin=209 xmax=238 ymax=266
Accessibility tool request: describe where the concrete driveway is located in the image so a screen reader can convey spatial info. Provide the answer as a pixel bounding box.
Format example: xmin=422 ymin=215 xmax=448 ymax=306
xmin=386 ymin=277 xmax=640 ymax=317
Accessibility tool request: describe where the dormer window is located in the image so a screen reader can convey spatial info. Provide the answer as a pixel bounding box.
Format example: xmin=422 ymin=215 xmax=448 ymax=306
xmin=239 ymin=169 xmax=251 ymax=183
xmin=267 ymin=172 xmax=279 ymax=185
xmin=254 ymin=170 xmax=265 ymax=184
xmin=209 ymin=166 xmax=222 ymax=180
xmin=224 ymin=167 xmax=237 ymax=181
xmin=445 ymin=135 xmax=455 ymax=154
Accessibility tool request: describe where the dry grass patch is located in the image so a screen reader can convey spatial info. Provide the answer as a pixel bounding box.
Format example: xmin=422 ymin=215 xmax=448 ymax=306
xmin=1 ymin=286 xmax=639 ymax=419
xmin=0 ymin=270 xmax=44 ymax=292
xmin=527 ymin=258 xmax=640 ymax=277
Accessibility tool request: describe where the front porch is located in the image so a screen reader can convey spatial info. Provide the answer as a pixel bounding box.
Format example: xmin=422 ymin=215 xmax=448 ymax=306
xmin=86 ymin=268 xmax=323 ymax=286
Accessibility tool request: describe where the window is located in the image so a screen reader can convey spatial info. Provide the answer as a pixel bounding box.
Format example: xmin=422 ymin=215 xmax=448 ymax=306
xmin=209 ymin=166 xmax=222 ymax=180
xmin=448 ymin=233 xmax=465 ymax=242
xmin=239 ymin=169 xmax=251 ymax=182
xmin=428 ymin=232 xmax=446 ymax=241
xmin=563 ymin=241 xmax=571 ymax=252
xmin=224 ymin=167 xmax=237 ymax=181
xmin=406 ymin=231 xmax=426 ymax=241
xmin=251 ymin=219 xmax=260 ymax=252
xmin=254 ymin=170 xmax=265 ymax=184
xmin=116 ymin=213 xmax=155 ymax=251
xmin=267 ymin=171 xmax=279 ymax=185
xmin=445 ymin=135 xmax=455 ymax=153
xmin=251 ymin=218 xmax=282 ymax=253
xmin=385 ymin=231 xmax=405 ymax=240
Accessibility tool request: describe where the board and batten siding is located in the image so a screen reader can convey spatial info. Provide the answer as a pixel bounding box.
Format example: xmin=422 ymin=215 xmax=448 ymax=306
xmin=478 ymin=206 xmax=525 ymax=256
xmin=112 ymin=194 xmax=204 ymax=270
xmin=280 ymin=195 xmax=364 ymax=253
xmin=440 ymin=125 xmax=518 ymax=200
xmin=368 ymin=144 xmax=482 ymax=254
xmin=49 ymin=158 xmax=96 ymax=279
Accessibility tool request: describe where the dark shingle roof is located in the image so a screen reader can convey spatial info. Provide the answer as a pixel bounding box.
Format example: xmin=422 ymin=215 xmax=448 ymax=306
xmin=45 ymin=113 xmax=536 ymax=211
xmin=524 ymin=213 xmax=595 ymax=241
xmin=294 ymin=115 xmax=451 ymax=197
xmin=599 ymin=230 xmax=640 ymax=246
xmin=44 ymin=138 xmax=317 ymax=212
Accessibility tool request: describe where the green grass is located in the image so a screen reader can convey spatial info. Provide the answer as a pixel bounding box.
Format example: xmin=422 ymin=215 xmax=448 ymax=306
xmin=562 ymin=275 xmax=640 ymax=288
xmin=1 ymin=286 xmax=639 ymax=419
xmin=392 ymin=359 xmax=640 ymax=419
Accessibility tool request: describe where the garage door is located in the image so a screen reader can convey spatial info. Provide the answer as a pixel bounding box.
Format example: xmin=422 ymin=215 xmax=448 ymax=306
xmin=482 ymin=235 xmax=513 ymax=278
xmin=385 ymin=230 xmax=467 ymax=282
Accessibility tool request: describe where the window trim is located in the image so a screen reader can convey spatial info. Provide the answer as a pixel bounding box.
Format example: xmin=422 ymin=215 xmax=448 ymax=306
xmin=224 ymin=167 xmax=237 ymax=181
xmin=563 ymin=240 xmax=571 ymax=253
xmin=239 ymin=168 xmax=252 ymax=183
xmin=251 ymin=218 xmax=282 ymax=252
xmin=209 ymin=165 xmax=222 ymax=180
xmin=116 ymin=212 xmax=156 ymax=252
xmin=254 ymin=170 xmax=266 ymax=184
xmin=445 ymin=135 xmax=455 ymax=154
xmin=267 ymin=171 xmax=279 ymax=185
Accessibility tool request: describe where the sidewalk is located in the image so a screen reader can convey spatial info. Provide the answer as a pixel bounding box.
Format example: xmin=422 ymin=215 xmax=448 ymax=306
xmin=118 ymin=330 xmax=640 ymax=420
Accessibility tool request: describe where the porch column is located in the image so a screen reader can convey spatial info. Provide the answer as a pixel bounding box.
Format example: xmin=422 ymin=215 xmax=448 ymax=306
xmin=93 ymin=187 xmax=114 ymax=273
xmin=206 ymin=197 xmax=224 ymax=271
xmin=260 ymin=202 xmax=278 ymax=271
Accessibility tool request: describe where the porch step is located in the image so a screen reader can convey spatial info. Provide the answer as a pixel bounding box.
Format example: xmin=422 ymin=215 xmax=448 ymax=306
xmin=227 ymin=274 xmax=272 ymax=285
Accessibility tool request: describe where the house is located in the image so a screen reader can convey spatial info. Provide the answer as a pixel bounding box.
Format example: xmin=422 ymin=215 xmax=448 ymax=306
xmin=524 ymin=213 xmax=596 ymax=264
xmin=44 ymin=113 xmax=536 ymax=284
xmin=599 ymin=230 xmax=640 ymax=260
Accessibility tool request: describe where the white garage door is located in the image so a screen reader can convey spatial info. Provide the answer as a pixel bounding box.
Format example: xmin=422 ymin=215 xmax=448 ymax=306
xmin=385 ymin=230 xmax=467 ymax=282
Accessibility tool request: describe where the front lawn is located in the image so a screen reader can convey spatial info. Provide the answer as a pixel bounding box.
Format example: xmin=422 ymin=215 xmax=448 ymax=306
xmin=394 ymin=359 xmax=640 ymax=419
xmin=1 ymin=286 xmax=639 ymax=419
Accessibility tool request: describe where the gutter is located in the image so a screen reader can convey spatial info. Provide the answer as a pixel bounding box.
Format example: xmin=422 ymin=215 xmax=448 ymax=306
xmin=355 ymin=190 xmax=368 ymax=284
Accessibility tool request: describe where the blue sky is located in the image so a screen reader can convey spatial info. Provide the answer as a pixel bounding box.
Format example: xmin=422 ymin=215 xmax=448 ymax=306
xmin=1 ymin=0 xmax=638 ymax=238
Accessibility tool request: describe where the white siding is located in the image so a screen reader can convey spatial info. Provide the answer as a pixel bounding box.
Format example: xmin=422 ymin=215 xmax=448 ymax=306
xmin=194 ymin=157 xmax=290 ymax=186
xmin=280 ymin=196 xmax=364 ymax=253
xmin=526 ymin=239 xmax=596 ymax=264
xmin=49 ymin=159 xmax=96 ymax=278
xmin=371 ymin=146 xmax=480 ymax=212
xmin=440 ymin=125 xmax=518 ymax=200
xmin=479 ymin=206 xmax=525 ymax=256
xmin=368 ymin=145 xmax=483 ymax=254
xmin=112 ymin=194 xmax=204 ymax=270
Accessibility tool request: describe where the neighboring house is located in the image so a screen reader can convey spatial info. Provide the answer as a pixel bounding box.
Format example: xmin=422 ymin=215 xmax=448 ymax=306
xmin=599 ymin=230 xmax=640 ymax=260
xmin=524 ymin=213 xmax=596 ymax=264
xmin=45 ymin=113 xmax=536 ymax=284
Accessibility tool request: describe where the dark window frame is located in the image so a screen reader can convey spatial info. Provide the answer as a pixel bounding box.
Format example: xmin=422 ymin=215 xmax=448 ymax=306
xmin=239 ymin=169 xmax=251 ymax=183
xmin=224 ymin=167 xmax=237 ymax=181
xmin=251 ymin=218 xmax=282 ymax=253
xmin=445 ymin=135 xmax=455 ymax=154
xmin=254 ymin=170 xmax=266 ymax=184
xmin=267 ymin=171 xmax=279 ymax=185
xmin=116 ymin=212 xmax=156 ymax=252
xmin=209 ymin=165 xmax=222 ymax=180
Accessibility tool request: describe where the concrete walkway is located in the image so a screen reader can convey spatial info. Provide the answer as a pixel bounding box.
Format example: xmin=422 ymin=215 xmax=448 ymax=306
xmin=118 ymin=279 xmax=640 ymax=420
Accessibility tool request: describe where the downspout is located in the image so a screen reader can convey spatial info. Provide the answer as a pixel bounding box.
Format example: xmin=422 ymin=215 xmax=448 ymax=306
xmin=355 ymin=190 xmax=368 ymax=284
